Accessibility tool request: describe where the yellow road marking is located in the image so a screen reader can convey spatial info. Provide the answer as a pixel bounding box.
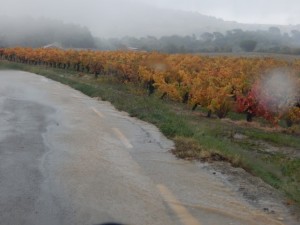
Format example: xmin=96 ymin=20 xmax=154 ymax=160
xmin=91 ymin=107 xmax=105 ymax=119
xmin=157 ymin=184 xmax=202 ymax=225
xmin=112 ymin=128 xmax=133 ymax=149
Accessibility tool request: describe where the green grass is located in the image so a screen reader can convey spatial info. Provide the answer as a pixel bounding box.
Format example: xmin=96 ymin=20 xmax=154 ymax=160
xmin=1 ymin=60 xmax=300 ymax=206
xmin=244 ymin=129 xmax=300 ymax=148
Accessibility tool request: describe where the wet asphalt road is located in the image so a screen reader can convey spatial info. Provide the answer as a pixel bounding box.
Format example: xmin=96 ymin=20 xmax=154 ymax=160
xmin=0 ymin=70 xmax=294 ymax=225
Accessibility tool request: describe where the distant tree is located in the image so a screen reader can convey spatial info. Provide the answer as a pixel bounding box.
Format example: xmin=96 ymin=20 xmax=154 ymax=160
xmin=268 ymin=27 xmax=281 ymax=36
xmin=201 ymin=32 xmax=214 ymax=42
xmin=291 ymin=30 xmax=300 ymax=41
xmin=213 ymin=32 xmax=224 ymax=40
xmin=232 ymin=29 xmax=244 ymax=34
xmin=239 ymin=40 xmax=257 ymax=52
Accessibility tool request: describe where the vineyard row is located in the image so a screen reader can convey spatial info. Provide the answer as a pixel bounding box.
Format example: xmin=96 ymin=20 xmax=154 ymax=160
xmin=1 ymin=47 xmax=300 ymax=126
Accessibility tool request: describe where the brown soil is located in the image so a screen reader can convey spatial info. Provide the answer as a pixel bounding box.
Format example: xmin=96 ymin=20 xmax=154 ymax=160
xmin=204 ymin=161 xmax=300 ymax=225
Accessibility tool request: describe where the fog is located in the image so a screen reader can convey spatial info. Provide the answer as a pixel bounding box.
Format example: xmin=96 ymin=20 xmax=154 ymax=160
xmin=2 ymin=0 xmax=300 ymax=51
xmin=2 ymin=0 xmax=300 ymax=25
xmin=1 ymin=0 xmax=300 ymax=38
xmin=0 ymin=16 xmax=95 ymax=48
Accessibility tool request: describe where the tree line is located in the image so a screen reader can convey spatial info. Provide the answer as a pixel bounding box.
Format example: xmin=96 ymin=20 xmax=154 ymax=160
xmin=96 ymin=27 xmax=300 ymax=54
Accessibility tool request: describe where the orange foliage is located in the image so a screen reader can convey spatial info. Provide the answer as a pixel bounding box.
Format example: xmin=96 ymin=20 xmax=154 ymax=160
xmin=1 ymin=47 xmax=300 ymax=123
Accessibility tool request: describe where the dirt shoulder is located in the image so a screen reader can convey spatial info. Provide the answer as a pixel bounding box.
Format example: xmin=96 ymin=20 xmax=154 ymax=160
xmin=204 ymin=161 xmax=299 ymax=225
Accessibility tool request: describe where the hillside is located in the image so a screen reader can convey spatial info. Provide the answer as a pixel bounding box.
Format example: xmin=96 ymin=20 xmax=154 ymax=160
xmin=82 ymin=0 xmax=300 ymax=37
xmin=0 ymin=16 xmax=95 ymax=48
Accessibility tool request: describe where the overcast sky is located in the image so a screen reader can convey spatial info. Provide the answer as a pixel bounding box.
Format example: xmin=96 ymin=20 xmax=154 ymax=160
xmin=145 ymin=0 xmax=300 ymax=25
xmin=1 ymin=0 xmax=300 ymax=25
xmin=0 ymin=0 xmax=300 ymax=29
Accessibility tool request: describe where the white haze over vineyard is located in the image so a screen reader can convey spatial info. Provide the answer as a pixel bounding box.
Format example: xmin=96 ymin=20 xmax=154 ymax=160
xmin=258 ymin=70 xmax=300 ymax=114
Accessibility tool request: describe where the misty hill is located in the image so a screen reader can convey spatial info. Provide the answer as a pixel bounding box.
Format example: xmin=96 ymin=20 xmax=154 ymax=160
xmin=0 ymin=16 xmax=95 ymax=48
xmin=2 ymin=0 xmax=300 ymax=54
xmin=96 ymin=28 xmax=300 ymax=55
xmin=82 ymin=0 xmax=300 ymax=38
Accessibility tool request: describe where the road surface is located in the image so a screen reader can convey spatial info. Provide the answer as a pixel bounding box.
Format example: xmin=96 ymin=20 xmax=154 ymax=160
xmin=0 ymin=70 xmax=296 ymax=225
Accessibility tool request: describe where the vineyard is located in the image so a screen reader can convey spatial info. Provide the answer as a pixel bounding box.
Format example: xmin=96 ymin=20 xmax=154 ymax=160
xmin=1 ymin=47 xmax=300 ymax=127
